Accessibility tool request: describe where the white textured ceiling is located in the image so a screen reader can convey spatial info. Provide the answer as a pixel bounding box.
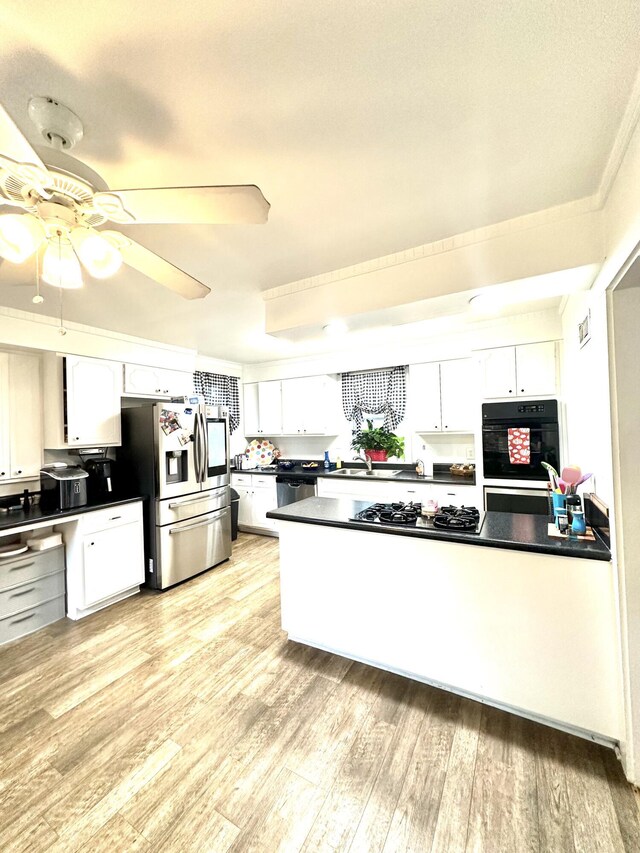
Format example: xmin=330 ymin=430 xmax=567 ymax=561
xmin=0 ymin=1 xmax=639 ymax=361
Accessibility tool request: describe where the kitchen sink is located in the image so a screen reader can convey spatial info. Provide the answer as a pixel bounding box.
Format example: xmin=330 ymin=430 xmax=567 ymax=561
xmin=328 ymin=469 xmax=401 ymax=478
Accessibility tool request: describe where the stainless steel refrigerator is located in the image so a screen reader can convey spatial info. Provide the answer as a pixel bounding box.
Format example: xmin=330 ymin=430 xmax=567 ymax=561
xmin=119 ymin=402 xmax=231 ymax=589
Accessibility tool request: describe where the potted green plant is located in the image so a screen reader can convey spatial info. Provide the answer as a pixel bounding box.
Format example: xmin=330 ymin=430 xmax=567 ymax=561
xmin=350 ymin=420 xmax=405 ymax=462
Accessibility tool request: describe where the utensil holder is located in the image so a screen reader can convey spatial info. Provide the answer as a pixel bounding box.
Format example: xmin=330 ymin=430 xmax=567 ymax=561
xmin=551 ymin=493 xmax=566 ymax=523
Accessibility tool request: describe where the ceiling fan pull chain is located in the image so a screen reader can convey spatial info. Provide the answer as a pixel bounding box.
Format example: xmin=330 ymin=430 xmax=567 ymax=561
xmin=32 ymin=247 xmax=44 ymax=304
xmin=58 ymin=286 xmax=66 ymax=336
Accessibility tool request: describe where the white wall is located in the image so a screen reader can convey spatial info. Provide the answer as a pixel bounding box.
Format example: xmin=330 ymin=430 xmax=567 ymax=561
xmin=560 ymin=290 xmax=613 ymax=504
xmin=579 ymin=96 xmax=640 ymax=782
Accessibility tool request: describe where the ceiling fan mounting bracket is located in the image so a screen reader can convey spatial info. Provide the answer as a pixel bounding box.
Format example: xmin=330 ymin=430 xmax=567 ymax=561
xmin=28 ymin=97 xmax=84 ymax=151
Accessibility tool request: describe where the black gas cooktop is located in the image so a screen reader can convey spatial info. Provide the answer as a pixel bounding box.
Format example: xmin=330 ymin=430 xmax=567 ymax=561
xmin=350 ymin=502 xmax=485 ymax=534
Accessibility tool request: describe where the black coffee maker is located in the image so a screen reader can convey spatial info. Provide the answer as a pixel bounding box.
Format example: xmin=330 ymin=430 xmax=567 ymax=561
xmin=84 ymin=458 xmax=117 ymax=500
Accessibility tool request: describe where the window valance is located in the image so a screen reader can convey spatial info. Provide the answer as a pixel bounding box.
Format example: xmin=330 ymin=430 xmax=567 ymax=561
xmin=193 ymin=371 xmax=240 ymax=433
xmin=341 ymin=366 xmax=406 ymax=431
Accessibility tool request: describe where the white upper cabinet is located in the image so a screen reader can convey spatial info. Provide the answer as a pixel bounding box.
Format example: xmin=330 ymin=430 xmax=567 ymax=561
xmin=281 ymin=376 xmax=330 ymax=434
xmin=479 ymin=342 xmax=557 ymax=399
xmin=480 ymin=347 xmax=517 ymax=399
xmin=243 ymin=383 xmax=260 ymax=435
xmin=0 ymin=352 xmax=43 ymax=482
xmin=257 ymin=381 xmax=282 ymax=435
xmin=410 ymin=359 xmax=475 ymax=432
xmin=409 ymin=362 xmax=442 ymax=431
xmin=123 ymin=364 xmax=192 ymax=398
xmin=514 ymin=341 xmax=557 ymax=397
xmin=243 ymin=375 xmax=338 ymax=437
xmin=439 ymin=359 xmax=477 ymax=431
xmin=44 ymin=354 xmax=122 ymax=448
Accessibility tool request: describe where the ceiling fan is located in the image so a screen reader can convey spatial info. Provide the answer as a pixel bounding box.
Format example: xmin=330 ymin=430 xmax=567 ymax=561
xmin=0 ymin=97 xmax=270 ymax=300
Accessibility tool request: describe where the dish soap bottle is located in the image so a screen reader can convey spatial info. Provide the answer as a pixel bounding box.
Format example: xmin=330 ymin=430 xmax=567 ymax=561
xmin=324 ymin=450 xmax=330 ymax=470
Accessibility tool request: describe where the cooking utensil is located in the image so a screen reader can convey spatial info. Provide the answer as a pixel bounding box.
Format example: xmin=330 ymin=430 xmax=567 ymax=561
xmin=561 ymin=465 xmax=582 ymax=485
xmin=541 ymin=461 xmax=559 ymax=490
xmin=574 ymin=472 xmax=593 ymax=487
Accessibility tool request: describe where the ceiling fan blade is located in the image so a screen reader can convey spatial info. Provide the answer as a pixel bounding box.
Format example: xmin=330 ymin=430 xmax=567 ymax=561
xmin=119 ymin=238 xmax=211 ymax=300
xmin=107 ymin=185 xmax=270 ymax=225
xmin=0 ymin=103 xmax=50 ymax=185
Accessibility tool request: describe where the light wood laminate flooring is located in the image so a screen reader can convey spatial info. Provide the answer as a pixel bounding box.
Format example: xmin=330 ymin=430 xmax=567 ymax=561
xmin=0 ymin=532 xmax=638 ymax=852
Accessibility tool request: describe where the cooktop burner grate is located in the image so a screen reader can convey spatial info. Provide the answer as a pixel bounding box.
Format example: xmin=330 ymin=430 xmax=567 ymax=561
xmin=351 ymin=502 xmax=485 ymax=533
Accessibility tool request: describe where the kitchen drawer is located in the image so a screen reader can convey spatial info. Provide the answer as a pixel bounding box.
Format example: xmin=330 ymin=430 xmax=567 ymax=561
xmin=80 ymin=501 xmax=142 ymax=535
xmin=252 ymin=475 xmax=276 ymax=488
xmin=156 ymin=486 xmax=229 ymax=526
xmin=0 ymin=545 xmax=65 ymax=592
xmin=0 ymin=595 xmax=65 ymax=646
xmin=0 ymin=571 xmax=65 ymax=618
xmin=232 ymin=473 xmax=252 ymax=486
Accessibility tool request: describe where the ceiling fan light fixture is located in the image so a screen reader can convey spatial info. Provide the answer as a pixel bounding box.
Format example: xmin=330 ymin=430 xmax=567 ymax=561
xmin=0 ymin=212 xmax=45 ymax=263
xmin=70 ymin=227 xmax=122 ymax=278
xmin=42 ymin=234 xmax=83 ymax=289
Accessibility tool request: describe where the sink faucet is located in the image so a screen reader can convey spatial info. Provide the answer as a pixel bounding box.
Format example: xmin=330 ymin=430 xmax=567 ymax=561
xmin=353 ymin=454 xmax=373 ymax=472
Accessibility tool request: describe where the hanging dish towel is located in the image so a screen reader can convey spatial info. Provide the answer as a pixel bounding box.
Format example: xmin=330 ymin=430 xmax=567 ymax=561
xmin=508 ymin=427 xmax=530 ymax=465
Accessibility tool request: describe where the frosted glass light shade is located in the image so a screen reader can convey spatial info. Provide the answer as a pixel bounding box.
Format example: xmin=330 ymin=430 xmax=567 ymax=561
xmin=0 ymin=213 xmax=45 ymax=263
xmin=70 ymin=228 xmax=122 ymax=278
xmin=42 ymin=236 xmax=83 ymax=289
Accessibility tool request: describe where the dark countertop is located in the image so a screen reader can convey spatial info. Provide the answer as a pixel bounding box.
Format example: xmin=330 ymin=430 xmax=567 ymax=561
xmin=232 ymin=463 xmax=477 ymax=487
xmin=0 ymin=495 xmax=146 ymax=533
xmin=266 ymin=497 xmax=611 ymax=562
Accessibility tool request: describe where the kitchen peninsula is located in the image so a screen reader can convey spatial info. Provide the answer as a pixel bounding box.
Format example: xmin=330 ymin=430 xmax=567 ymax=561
xmin=267 ymin=497 xmax=621 ymax=744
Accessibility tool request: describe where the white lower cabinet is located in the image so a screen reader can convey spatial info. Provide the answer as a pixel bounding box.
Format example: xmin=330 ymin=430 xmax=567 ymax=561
xmin=83 ymin=520 xmax=144 ymax=607
xmin=232 ymin=474 xmax=278 ymax=534
xmin=66 ymin=500 xmax=145 ymax=619
xmin=0 ymin=546 xmax=65 ymax=646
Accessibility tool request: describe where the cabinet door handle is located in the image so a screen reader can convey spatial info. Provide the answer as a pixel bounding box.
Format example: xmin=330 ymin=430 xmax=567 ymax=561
xmin=9 ymin=612 xmax=36 ymax=626
xmin=109 ymin=516 xmax=122 ymax=521
xmin=9 ymin=562 xmax=35 ymax=572
xmin=9 ymin=587 xmax=36 ymax=598
xmin=15 ymin=469 xmax=22 ymax=475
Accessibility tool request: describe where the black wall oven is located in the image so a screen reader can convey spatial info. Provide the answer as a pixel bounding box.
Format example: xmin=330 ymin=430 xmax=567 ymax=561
xmin=481 ymin=400 xmax=560 ymax=481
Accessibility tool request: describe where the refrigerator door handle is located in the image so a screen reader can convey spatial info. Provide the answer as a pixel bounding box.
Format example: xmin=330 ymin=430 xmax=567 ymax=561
xmin=168 ymin=506 xmax=228 ymax=534
xmin=201 ymin=411 xmax=209 ymax=484
xmin=168 ymin=494 xmax=214 ymax=509
xmin=193 ymin=412 xmax=200 ymax=484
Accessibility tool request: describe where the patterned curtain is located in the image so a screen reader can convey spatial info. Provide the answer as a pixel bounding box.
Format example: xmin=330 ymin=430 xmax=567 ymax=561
xmin=341 ymin=366 xmax=406 ymax=431
xmin=193 ymin=371 xmax=240 ymax=433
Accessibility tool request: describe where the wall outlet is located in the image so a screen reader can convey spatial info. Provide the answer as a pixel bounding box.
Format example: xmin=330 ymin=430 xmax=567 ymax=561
xmin=466 ymin=447 xmax=475 ymax=460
